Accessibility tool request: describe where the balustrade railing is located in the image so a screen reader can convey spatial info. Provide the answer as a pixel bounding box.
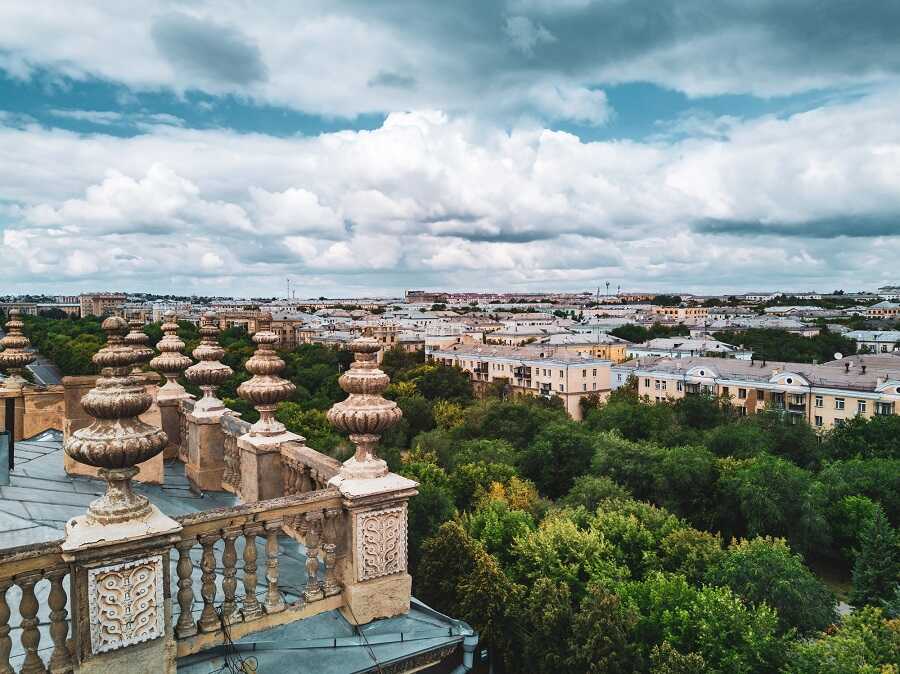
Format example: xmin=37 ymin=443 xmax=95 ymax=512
xmin=281 ymin=441 xmax=341 ymax=495
xmin=220 ymin=413 xmax=250 ymax=494
xmin=172 ymin=488 xmax=345 ymax=658
xmin=178 ymin=397 xmax=194 ymax=462
xmin=0 ymin=541 xmax=73 ymax=674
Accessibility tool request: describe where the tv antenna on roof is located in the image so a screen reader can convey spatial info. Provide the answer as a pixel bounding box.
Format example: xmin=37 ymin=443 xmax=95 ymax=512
xmin=834 ymin=352 xmax=843 ymax=360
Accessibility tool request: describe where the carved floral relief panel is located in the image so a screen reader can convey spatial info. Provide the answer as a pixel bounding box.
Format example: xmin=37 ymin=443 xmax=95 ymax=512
xmin=356 ymin=505 xmax=407 ymax=581
xmin=87 ymin=554 xmax=165 ymax=654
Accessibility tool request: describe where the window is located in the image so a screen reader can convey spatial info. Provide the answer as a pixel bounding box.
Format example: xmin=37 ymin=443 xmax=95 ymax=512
xmin=677 ymin=381 xmax=683 ymax=391
xmin=815 ymin=415 xmax=823 ymax=427
xmin=835 ymin=398 xmax=845 ymax=410
xmin=857 ymin=400 xmax=867 ymax=415
xmin=722 ymin=386 xmax=729 ymax=396
xmin=559 ymin=370 xmax=564 ymax=378
xmin=582 ymin=384 xmax=587 ymax=391
xmin=738 ymin=388 xmax=747 ymax=399
xmin=645 ymin=378 xmax=650 ymax=387
xmin=815 ymin=395 xmax=823 ymax=408
xmin=582 ymin=369 xmax=587 ymax=377
xmin=661 ymin=381 xmax=667 ymax=390
xmin=738 ymin=407 xmax=747 ymax=417
xmin=834 ymin=418 xmax=845 ymax=428
xmin=617 ymin=374 xmax=623 ymax=381
xmin=655 ymin=380 xmax=660 ymax=390
xmin=559 ymin=384 xmax=564 ymax=392
xmin=592 ymin=369 xmax=597 ymax=376
xmin=592 ymin=383 xmax=597 ymax=390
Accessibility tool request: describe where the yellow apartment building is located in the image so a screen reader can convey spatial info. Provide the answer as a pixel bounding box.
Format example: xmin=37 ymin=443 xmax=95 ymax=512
xmin=534 ymin=332 xmax=630 ymax=363
xmin=633 ymin=355 xmax=899 ymax=430
xmin=652 ymin=306 xmax=710 ymax=321
xmin=427 ymin=344 xmax=612 ymax=420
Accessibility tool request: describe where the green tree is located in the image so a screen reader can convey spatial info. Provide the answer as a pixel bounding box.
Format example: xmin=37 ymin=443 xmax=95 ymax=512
xmin=449 ymin=461 xmax=518 ymax=511
xmin=658 ymin=528 xmax=724 ymax=584
xmin=783 ymin=606 xmax=900 ymax=674
xmin=705 ymin=537 xmax=836 ymax=635
xmin=821 ymin=414 xmax=900 ymax=462
xmin=850 ymin=506 xmax=900 ymax=607
xmin=566 ymin=583 xmax=643 ymax=673
xmin=462 ymin=499 xmax=535 ymax=566
xmin=399 ymin=460 xmax=457 ymax=573
xmin=563 ymin=475 xmax=631 ymax=511
xmin=519 ymin=421 xmax=597 ymax=499
xmin=704 ymin=422 xmax=772 ymax=459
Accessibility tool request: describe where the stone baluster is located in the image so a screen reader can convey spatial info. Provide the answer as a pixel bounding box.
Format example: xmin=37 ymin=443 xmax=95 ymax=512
xmin=303 ymin=511 xmax=324 ymax=602
xmin=0 ymin=580 xmax=12 ymax=674
xmin=46 ymin=569 xmax=73 ymax=674
xmin=0 ymin=309 xmax=36 ymax=390
xmin=150 ymin=310 xmax=193 ymax=460
xmin=322 ymin=508 xmax=341 ymax=597
xmin=17 ymin=571 xmax=46 ymax=674
xmin=327 ymin=335 xmax=402 ymax=479
xmin=241 ymin=525 xmax=264 ymax=621
xmin=198 ymin=533 xmax=220 ymax=632
xmin=178 ymin=408 xmax=190 ymax=463
xmin=263 ymin=520 xmax=285 ymax=614
xmin=222 ymin=435 xmax=238 ymax=493
xmin=299 ymin=465 xmax=313 ymax=493
xmin=175 ymin=538 xmax=198 ymax=638
xmin=236 ymin=316 xmax=300 ymax=502
xmin=125 ymin=316 xmax=154 ymax=374
xmin=221 ymin=527 xmax=242 ymax=625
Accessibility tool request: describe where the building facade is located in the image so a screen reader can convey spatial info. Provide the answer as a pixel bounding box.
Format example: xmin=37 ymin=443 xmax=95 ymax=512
xmin=633 ymin=356 xmax=899 ymax=430
xmin=79 ymin=293 xmax=126 ymax=317
xmin=428 ymin=344 xmax=612 ymax=420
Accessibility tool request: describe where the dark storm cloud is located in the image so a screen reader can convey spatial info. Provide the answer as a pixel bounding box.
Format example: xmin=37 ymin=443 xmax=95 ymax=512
xmin=694 ymin=215 xmax=900 ymax=239
xmin=341 ymin=0 xmax=900 ymax=94
xmin=151 ymin=13 xmax=268 ymax=86
xmin=367 ymin=71 xmax=417 ymax=90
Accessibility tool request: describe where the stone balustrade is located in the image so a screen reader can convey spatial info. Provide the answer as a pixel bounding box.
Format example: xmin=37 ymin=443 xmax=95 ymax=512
xmin=172 ymin=489 xmax=345 ymax=658
xmin=0 ymin=540 xmax=73 ymax=674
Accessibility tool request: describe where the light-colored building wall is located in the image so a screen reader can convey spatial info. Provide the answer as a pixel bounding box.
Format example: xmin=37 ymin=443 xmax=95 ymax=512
xmin=79 ymin=293 xmax=126 ymax=318
xmin=429 ymin=346 xmax=612 ymax=420
xmin=633 ymin=357 xmax=899 ymax=431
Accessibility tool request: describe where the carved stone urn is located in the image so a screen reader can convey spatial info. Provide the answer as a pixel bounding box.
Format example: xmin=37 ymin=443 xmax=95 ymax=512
xmin=125 ymin=316 xmax=154 ymax=371
xmin=149 ymin=311 xmax=193 ymax=401
xmin=0 ymin=309 xmax=36 ymax=389
xmin=237 ymin=315 xmax=297 ymax=438
xmin=184 ymin=311 xmax=232 ymax=416
xmin=64 ymin=317 xmax=168 ymax=525
xmin=327 ymin=335 xmax=402 ymax=479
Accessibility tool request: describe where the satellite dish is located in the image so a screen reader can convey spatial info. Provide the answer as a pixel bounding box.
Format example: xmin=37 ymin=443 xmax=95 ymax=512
xmin=834 ymin=352 xmax=843 ymax=360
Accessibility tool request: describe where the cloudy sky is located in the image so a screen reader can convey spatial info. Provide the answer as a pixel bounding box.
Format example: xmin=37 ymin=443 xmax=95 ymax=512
xmin=1 ymin=1 xmax=899 ymax=298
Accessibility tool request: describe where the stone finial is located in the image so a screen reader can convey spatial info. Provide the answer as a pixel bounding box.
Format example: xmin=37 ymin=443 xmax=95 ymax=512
xmin=63 ymin=317 xmax=168 ymax=525
xmin=327 ymin=334 xmax=402 ymax=479
xmin=149 ymin=311 xmax=192 ymax=400
xmin=125 ymin=316 xmax=154 ymax=372
xmin=237 ymin=314 xmax=297 ymax=437
xmin=184 ymin=311 xmax=232 ymax=416
xmin=0 ymin=309 xmax=36 ymax=390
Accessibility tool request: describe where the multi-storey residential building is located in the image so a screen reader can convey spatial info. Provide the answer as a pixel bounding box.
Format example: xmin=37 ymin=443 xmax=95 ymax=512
xmin=533 ymin=332 xmax=630 ymax=363
xmin=628 ymin=337 xmax=753 ymax=361
xmin=652 ymin=306 xmax=710 ymax=321
xmin=428 ymin=344 xmax=612 ymax=420
xmin=632 ymin=355 xmax=899 ymax=429
xmin=78 ymin=292 xmax=126 ymax=317
xmin=846 ymin=330 xmax=900 ymax=353
xmin=866 ymin=301 xmax=900 ymax=318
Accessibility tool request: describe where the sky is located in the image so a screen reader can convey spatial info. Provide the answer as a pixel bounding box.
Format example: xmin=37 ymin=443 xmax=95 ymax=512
xmin=1 ymin=1 xmax=899 ymax=298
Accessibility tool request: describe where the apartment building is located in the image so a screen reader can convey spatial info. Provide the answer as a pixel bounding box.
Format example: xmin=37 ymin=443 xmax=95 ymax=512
xmin=846 ymin=330 xmax=900 ymax=354
xmin=628 ymin=337 xmax=753 ymax=361
xmin=428 ymin=344 xmax=612 ymax=420
xmin=866 ymin=301 xmax=900 ymax=319
xmin=633 ymin=355 xmax=899 ymax=430
xmin=652 ymin=306 xmax=710 ymax=321
xmin=79 ymin=292 xmax=126 ymax=317
xmin=533 ymin=332 xmax=630 ymax=363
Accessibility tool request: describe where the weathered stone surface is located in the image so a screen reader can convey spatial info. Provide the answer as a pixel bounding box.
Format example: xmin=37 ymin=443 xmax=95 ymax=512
xmin=340 ymin=573 xmax=412 ymax=625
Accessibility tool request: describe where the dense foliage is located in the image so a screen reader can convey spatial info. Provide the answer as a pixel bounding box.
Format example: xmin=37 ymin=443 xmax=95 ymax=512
xmin=20 ymin=317 xmax=900 ymax=672
xmin=610 ymin=322 xmax=689 ymax=343
xmin=713 ymin=328 xmax=857 ymax=363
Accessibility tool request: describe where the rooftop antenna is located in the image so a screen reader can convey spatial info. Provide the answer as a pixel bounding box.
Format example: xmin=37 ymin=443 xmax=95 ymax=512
xmin=606 ymin=281 xmax=610 ymax=297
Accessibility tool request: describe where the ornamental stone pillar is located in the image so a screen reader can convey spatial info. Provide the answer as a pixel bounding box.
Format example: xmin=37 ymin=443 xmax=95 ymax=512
xmin=61 ymin=316 xmax=181 ymax=674
xmin=236 ymin=314 xmax=300 ymax=502
xmin=125 ymin=316 xmax=154 ymax=374
xmin=326 ymin=334 xmax=418 ymax=624
xmin=0 ymin=309 xmax=36 ymax=442
xmin=149 ymin=311 xmax=193 ymax=459
xmin=183 ymin=311 xmax=233 ymax=490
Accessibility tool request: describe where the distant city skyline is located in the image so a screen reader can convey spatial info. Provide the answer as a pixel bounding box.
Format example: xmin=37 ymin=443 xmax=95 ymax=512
xmin=2 ymin=2 xmax=899 ymax=296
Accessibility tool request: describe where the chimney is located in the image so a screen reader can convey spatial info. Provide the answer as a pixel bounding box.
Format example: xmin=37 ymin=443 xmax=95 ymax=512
xmin=861 ymin=364 xmax=867 ymax=374
xmin=844 ymin=362 xmax=850 ymax=373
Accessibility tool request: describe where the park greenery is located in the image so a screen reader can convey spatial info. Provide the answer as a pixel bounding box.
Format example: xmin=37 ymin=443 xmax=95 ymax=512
xmin=18 ymin=315 xmax=900 ymax=673
xmin=713 ymin=328 xmax=858 ymax=364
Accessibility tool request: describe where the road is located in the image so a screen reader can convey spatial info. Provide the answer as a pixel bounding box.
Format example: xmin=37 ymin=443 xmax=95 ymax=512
xmin=0 ymin=327 xmax=63 ymax=386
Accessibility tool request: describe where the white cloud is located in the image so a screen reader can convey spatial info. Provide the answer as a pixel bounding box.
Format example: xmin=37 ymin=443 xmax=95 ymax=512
xmin=1 ymin=94 xmax=900 ymax=295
